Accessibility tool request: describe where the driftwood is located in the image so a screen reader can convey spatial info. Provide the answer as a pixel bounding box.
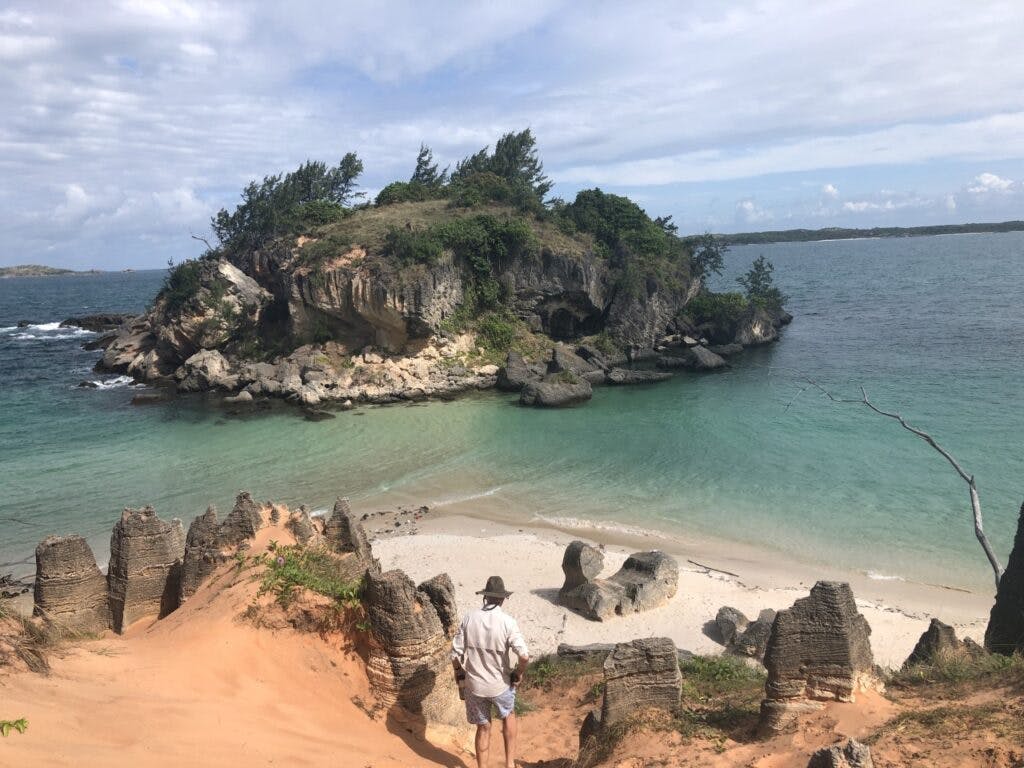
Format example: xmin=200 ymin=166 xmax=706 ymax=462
xmin=795 ymin=379 xmax=1004 ymax=588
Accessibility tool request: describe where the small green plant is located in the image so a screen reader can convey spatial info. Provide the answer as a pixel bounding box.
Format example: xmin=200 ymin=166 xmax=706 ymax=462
xmin=258 ymin=544 xmax=362 ymax=608
xmin=476 ymin=312 xmax=516 ymax=353
xmin=0 ymin=718 xmax=28 ymax=737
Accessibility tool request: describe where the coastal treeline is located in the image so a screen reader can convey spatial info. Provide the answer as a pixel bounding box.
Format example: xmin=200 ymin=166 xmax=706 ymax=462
xmin=721 ymin=220 xmax=1024 ymax=246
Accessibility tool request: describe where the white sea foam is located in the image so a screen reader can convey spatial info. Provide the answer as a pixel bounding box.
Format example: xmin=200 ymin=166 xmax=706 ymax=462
xmin=532 ymin=514 xmax=667 ymax=539
xmin=83 ymin=376 xmax=135 ymax=390
xmin=430 ymin=486 xmax=503 ymax=507
xmin=866 ymin=570 xmax=905 ymax=582
xmin=13 ymin=330 xmax=91 ymax=341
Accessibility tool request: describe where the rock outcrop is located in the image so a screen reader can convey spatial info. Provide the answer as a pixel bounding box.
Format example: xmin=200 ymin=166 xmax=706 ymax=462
xmin=579 ymin=637 xmax=682 ymax=759
xmin=759 ymin=581 xmax=876 ymax=734
xmin=559 ymin=542 xmax=678 ymax=621
xmin=905 ymin=618 xmax=984 ymax=667
xmin=606 ymin=367 xmax=672 ymax=385
xmin=325 ymin=498 xmax=374 ymax=561
xmin=33 ymin=535 xmax=111 ymax=634
xmin=519 ymin=374 xmax=593 ymax=407
xmin=107 ymin=506 xmax=186 ymax=633
xmin=219 ymin=491 xmax=264 ymax=547
xmin=286 ymin=505 xmax=323 ymax=546
xmin=807 ymin=739 xmax=874 ymax=768
xmin=656 ymin=344 xmax=727 ymax=371
xmin=496 ymin=351 xmax=544 ymax=391
xmin=985 ymin=502 xmax=1024 ymax=655
xmin=362 ymin=568 xmax=463 ymax=728
xmin=417 ymin=573 xmax=458 ymax=639
xmin=178 ymin=506 xmax=224 ymax=602
xmin=175 ymin=349 xmax=239 ymax=392
xmin=714 ymin=605 xmax=776 ymax=661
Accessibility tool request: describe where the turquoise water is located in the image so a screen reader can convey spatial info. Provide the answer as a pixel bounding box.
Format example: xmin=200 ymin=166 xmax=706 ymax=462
xmin=2 ymin=232 xmax=1023 ymax=592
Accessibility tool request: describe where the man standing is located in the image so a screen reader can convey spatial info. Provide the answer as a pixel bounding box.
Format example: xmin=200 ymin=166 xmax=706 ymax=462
xmin=451 ymin=576 xmax=530 ymax=768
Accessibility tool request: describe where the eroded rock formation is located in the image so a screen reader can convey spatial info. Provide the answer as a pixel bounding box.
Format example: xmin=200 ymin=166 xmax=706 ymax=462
xmin=807 ymin=739 xmax=874 ymax=768
xmin=219 ymin=491 xmax=264 ymax=547
xmin=362 ymin=568 xmax=463 ymax=728
xmin=33 ymin=535 xmax=111 ymax=634
xmin=559 ymin=542 xmax=678 ymax=621
xmin=179 ymin=506 xmax=224 ymax=602
xmin=985 ymin=502 xmax=1024 ymax=655
xmin=108 ymin=506 xmax=186 ymax=633
xmin=579 ymin=637 xmax=682 ymax=759
xmin=759 ymin=581 xmax=876 ymax=734
xmin=715 ymin=605 xmax=776 ymax=661
xmin=905 ymin=618 xmax=984 ymax=667
xmin=325 ymin=497 xmax=376 ymax=572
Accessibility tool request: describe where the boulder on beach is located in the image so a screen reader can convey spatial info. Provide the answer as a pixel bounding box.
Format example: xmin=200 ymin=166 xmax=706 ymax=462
xmin=559 ymin=543 xmax=678 ymax=621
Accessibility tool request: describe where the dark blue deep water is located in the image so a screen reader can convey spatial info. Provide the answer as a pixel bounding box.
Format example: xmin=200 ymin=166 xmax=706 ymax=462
xmin=2 ymin=232 xmax=1023 ymax=592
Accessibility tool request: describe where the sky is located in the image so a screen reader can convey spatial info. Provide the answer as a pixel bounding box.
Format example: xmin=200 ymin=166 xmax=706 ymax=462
xmin=2 ymin=1 xmax=1024 ymax=269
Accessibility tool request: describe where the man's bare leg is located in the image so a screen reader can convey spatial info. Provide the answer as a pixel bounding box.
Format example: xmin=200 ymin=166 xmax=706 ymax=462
xmin=501 ymin=711 xmax=518 ymax=768
xmin=475 ymin=722 xmax=491 ymax=768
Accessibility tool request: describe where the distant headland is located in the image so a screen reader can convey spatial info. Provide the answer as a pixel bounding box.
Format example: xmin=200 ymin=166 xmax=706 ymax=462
xmin=0 ymin=264 xmax=103 ymax=278
xmin=720 ymin=220 xmax=1024 ymax=245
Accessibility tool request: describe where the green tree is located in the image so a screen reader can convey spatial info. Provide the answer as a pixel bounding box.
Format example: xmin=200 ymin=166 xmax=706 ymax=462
xmin=737 ymin=255 xmax=787 ymax=310
xmin=450 ymin=129 xmax=552 ymax=203
xmin=410 ymin=143 xmax=448 ymax=187
xmin=686 ymin=232 xmax=727 ymax=278
xmin=211 ymin=154 xmax=363 ymax=254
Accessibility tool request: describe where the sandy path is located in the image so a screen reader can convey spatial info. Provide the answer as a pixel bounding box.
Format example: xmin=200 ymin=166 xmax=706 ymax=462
xmin=0 ymin=527 xmax=472 ymax=768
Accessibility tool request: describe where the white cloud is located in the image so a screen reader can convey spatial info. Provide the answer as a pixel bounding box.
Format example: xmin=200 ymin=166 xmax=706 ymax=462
xmin=967 ymin=172 xmax=1014 ymax=194
xmin=3 ymin=1 xmax=1024 ymax=265
xmin=736 ymin=198 xmax=772 ymax=223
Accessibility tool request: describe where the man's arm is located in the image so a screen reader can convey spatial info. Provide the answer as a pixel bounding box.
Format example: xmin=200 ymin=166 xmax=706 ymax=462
xmin=507 ymin=617 xmax=530 ymax=688
xmin=451 ymin=616 xmax=466 ymax=672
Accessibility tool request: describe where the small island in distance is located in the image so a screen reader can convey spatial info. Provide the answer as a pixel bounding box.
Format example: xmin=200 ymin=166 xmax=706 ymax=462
xmin=0 ymin=264 xmax=104 ymax=278
xmin=719 ymin=219 xmax=1024 ymax=245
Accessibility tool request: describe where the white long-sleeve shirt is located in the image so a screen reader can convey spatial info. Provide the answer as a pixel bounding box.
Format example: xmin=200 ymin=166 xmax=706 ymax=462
xmin=451 ymin=605 xmax=530 ymax=698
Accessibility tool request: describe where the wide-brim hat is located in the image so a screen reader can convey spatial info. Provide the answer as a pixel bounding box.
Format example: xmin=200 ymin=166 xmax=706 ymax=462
xmin=476 ymin=575 xmax=512 ymax=598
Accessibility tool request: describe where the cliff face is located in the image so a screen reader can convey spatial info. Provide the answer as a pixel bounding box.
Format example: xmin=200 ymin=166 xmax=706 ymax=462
xmin=99 ymin=207 xmax=698 ymax=395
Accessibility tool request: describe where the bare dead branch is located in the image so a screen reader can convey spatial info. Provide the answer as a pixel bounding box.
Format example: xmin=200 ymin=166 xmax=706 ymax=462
xmin=800 ymin=377 xmax=1004 ymax=588
xmin=190 ymin=232 xmax=215 ymax=251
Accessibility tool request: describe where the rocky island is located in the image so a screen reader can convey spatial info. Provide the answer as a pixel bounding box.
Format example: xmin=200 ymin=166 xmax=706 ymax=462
xmin=96 ymin=131 xmax=790 ymax=410
xmin=0 ymin=265 xmax=99 ymax=278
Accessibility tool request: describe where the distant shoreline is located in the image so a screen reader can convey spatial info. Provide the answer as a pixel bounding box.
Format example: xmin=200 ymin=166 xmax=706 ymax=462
xmin=0 ymin=264 xmax=106 ymax=278
xmin=718 ymin=220 xmax=1024 ymax=246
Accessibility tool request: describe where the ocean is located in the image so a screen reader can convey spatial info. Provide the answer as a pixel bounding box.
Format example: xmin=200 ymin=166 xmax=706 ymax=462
xmin=2 ymin=232 xmax=1022 ymax=593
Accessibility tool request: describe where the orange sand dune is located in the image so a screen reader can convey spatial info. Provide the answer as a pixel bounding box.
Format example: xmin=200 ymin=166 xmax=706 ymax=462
xmin=0 ymin=527 xmax=472 ymax=768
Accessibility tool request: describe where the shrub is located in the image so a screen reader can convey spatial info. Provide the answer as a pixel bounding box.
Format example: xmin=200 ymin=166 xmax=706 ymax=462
xmin=162 ymin=259 xmax=205 ymax=312
xmin=297 ymin=233 xmax=353 ymax=266
xmin=258 ymin=543 xmax=362 ymax=608
xmin=0 ymin=718 xmax=28 ymax=737
xmin=477 ymin=312 xmax=516 ymax=352
xmin=450 ymin=129 xmax=551 ymax=204
xmin=383 ymin=226 xmax=444 ymax=266
xmin=375 ymin=181 xmax=439 ymax=206
xmin=684 ymin=291 xmax=749 ymax=326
